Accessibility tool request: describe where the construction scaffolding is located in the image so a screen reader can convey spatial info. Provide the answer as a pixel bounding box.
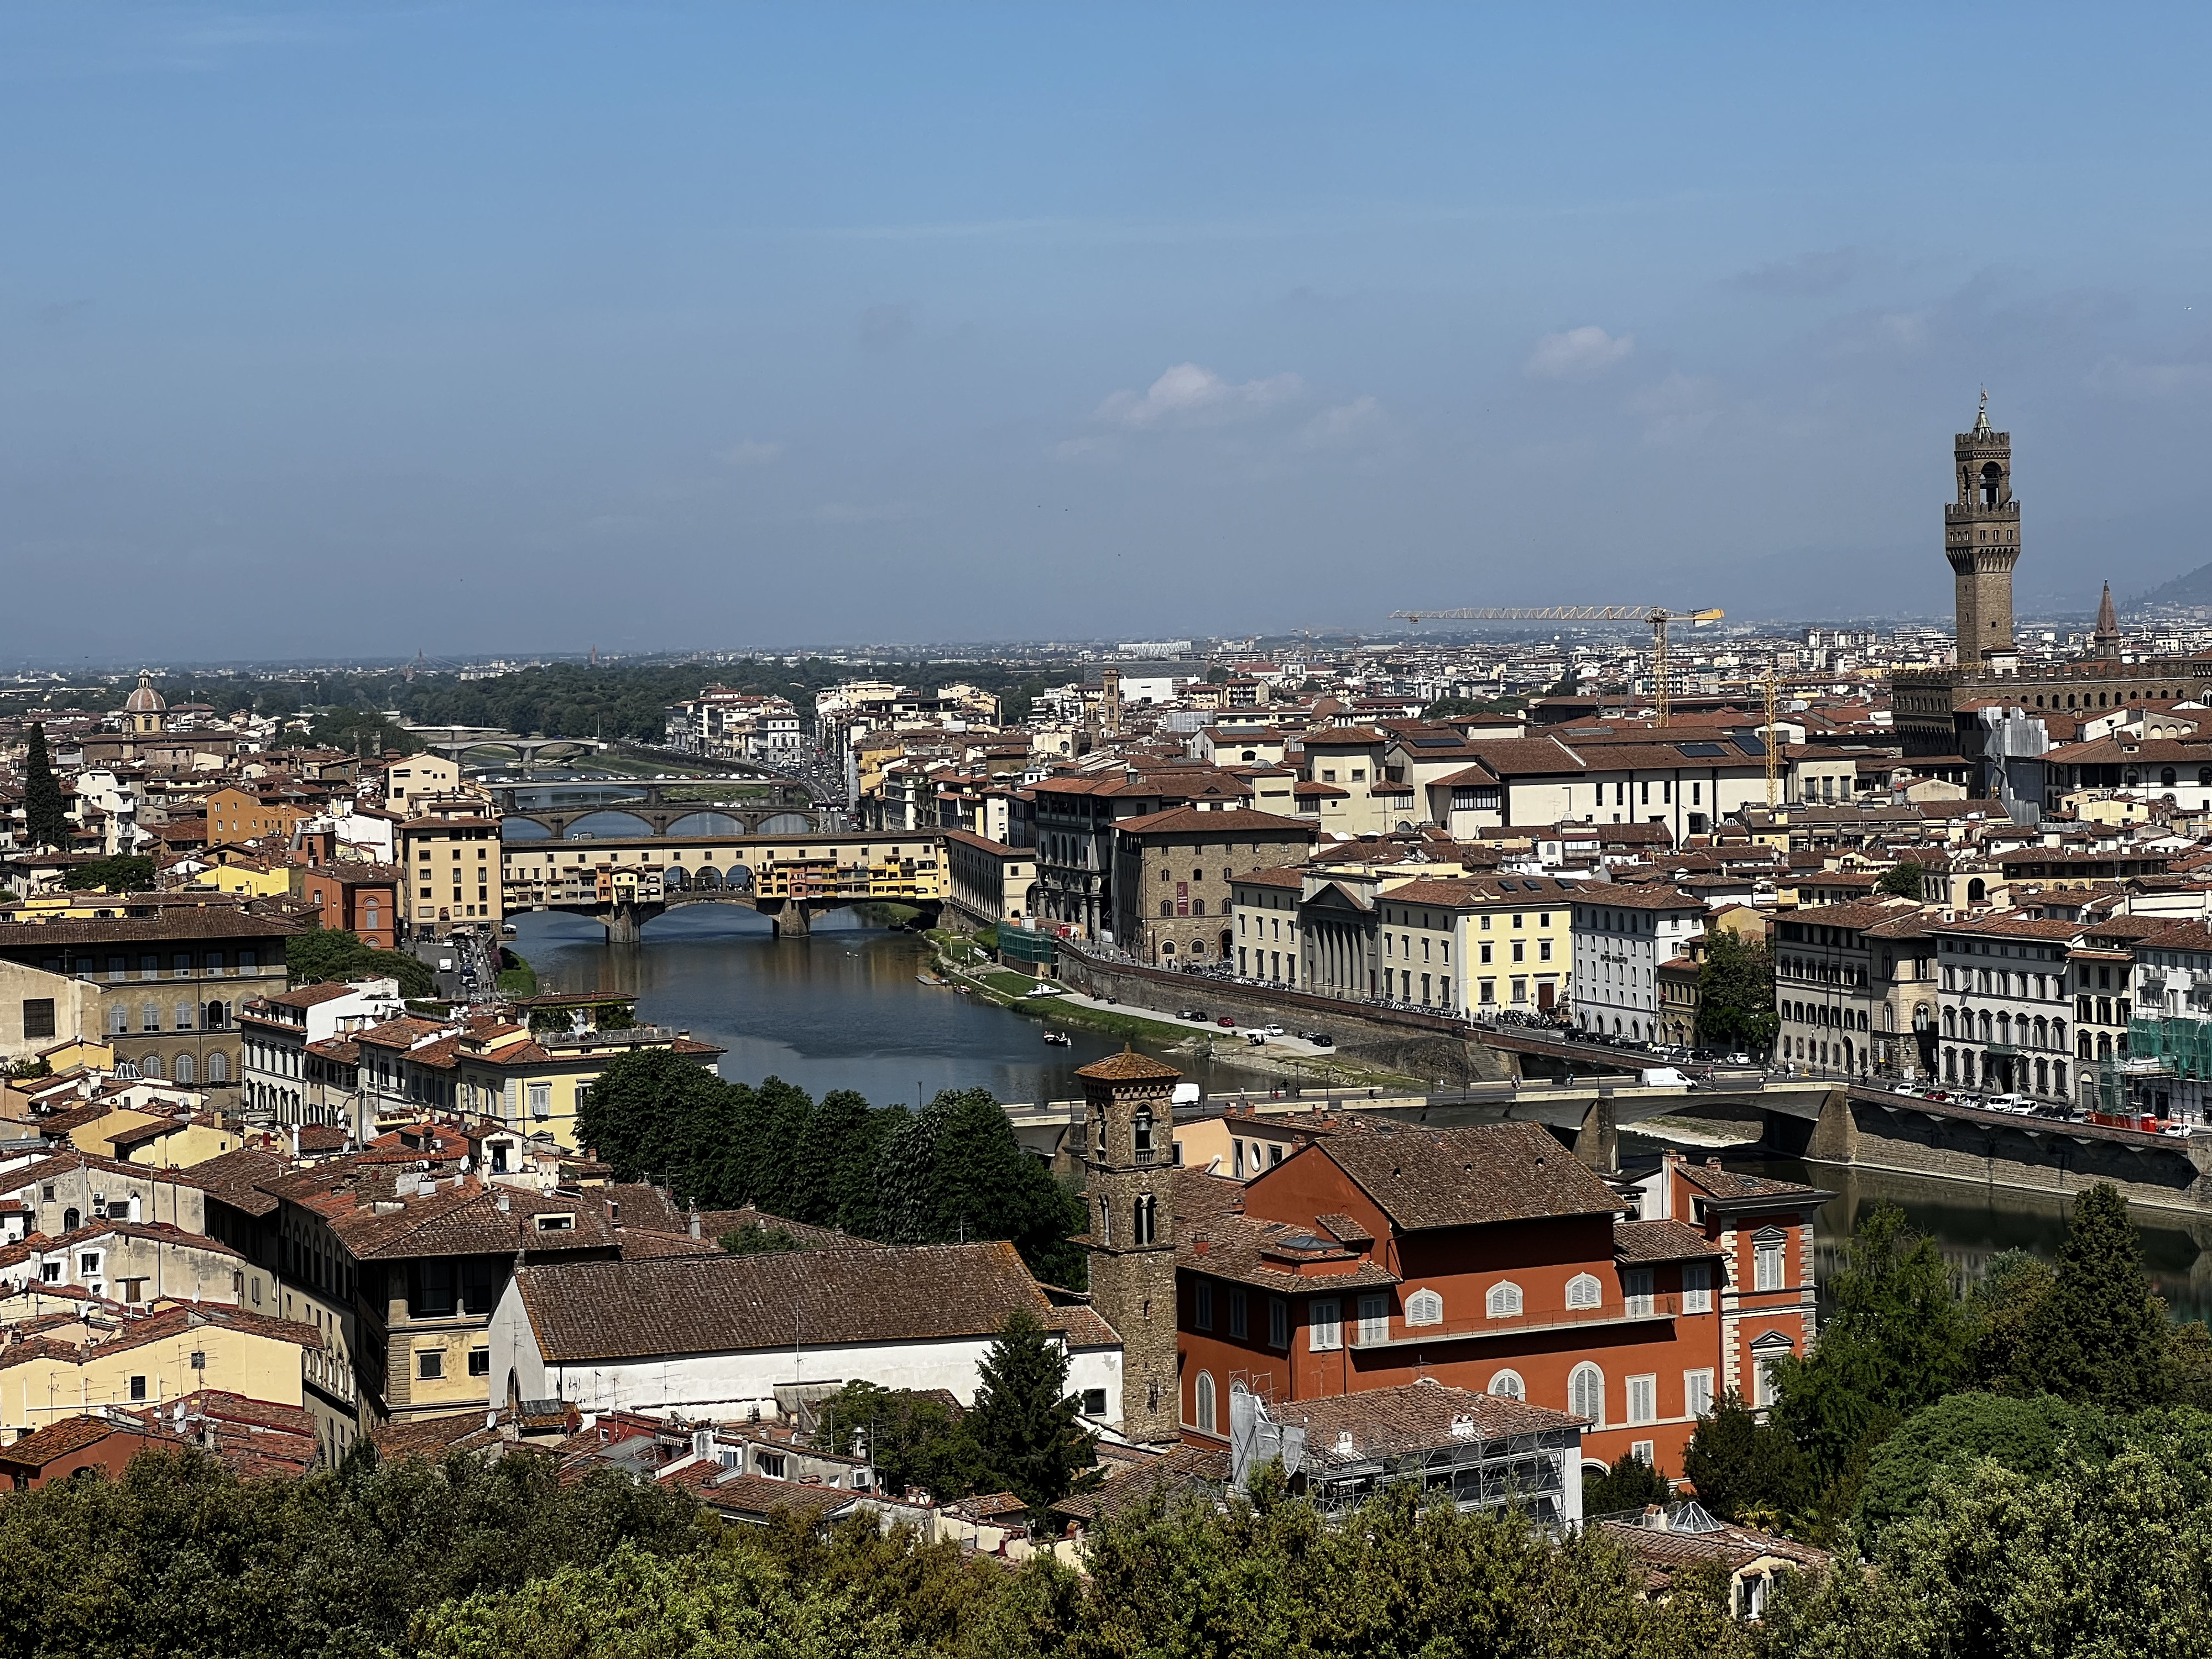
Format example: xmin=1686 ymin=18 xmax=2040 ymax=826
xmin=1227 ymin=1383 xmax=1579 ymax=1527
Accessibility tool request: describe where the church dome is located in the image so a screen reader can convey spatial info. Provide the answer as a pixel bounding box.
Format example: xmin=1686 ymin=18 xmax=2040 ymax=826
xmin=123 ymin=672 xmax=166 ymax=715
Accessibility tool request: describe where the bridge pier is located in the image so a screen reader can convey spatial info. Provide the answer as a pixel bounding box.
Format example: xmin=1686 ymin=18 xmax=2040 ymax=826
xmin=769 ymin=902 xmax=812 ymax=940
xmin=604 ymin=901 xmax=664 ymax=945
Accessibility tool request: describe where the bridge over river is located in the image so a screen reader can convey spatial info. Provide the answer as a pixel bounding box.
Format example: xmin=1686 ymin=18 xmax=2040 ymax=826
xmin=500 ymin=830 xmax=945 ymax=942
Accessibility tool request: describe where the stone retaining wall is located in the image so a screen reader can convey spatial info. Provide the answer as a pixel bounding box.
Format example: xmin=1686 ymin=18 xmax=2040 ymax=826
xmin=1803 ymin=1090 xmax=2212 ymax=1214
xmin=1056 ymin=948 xmax=1511 ymax=1086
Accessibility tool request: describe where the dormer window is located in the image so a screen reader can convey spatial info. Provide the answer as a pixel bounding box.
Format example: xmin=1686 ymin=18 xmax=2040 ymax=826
xmin=534 ymin=1213 xmax=574 ymax=1233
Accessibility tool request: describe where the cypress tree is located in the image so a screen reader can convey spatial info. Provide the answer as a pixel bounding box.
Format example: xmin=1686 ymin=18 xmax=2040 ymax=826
xmin=23 ymin=724 xmax=67 ymax=851
xmin=966 ymin=1307 xmax=1095 ymax=1510
xmin=2018 ymin=1182 xmax=2174 ymax=1410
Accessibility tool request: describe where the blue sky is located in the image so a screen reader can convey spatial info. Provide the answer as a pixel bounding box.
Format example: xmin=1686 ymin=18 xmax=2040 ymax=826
xmin=6 ymin=4 xmax=2212 ymax=658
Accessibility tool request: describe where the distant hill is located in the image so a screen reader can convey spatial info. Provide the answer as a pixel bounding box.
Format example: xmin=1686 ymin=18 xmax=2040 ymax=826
xmin=2133 ymin=561 xmax=2212 ymax=608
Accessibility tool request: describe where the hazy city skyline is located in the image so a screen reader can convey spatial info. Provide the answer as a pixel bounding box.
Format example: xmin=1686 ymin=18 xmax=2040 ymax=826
xmin=8 ymin=4 xmax=2212 ymax=656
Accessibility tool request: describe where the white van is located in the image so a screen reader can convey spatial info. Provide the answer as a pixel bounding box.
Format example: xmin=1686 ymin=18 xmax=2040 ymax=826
xmin=1171 ymin=1082 xmax=1202 ymax=1108
xmin=1638 ymin=1067 xmax=1693 ymax=1089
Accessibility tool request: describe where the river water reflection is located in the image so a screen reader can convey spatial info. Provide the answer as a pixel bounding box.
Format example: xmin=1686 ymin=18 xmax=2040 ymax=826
xmin=511 ymin=906 xmax=1245 ymax=1110
xmin=516 ymin=909 xmax=2212 ymax=1321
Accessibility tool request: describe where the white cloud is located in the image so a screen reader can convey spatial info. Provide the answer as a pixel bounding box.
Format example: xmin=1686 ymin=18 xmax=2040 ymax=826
xmin=1296 ymin=396 xmax=1383 ymax=450
xmin=722 ymin=439 xmax=784 ymax=468
xmin=1525 ymin=326 xmax=1634 ymax=379
xmin=1097 ymin=362 xmax=1303 ymax=428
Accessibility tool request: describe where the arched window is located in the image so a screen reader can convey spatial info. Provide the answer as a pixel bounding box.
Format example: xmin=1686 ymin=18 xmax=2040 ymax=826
xmin=1132 ymin=1193 xmax=1155 ymax=1246
xmin=2078 ymin=1031 xmax=2093 ymax=1060
xmin=62 ymin=1207 xmax=80 ymax=1232
xmin=2163 ymin=768 xmax=2178 ymax=787
xmin=1967 ymin=878 xmax=1986 ymax=904
xmin=1488 ymin=1369 xmax=1525 ymax=1401
xmin=175 ymin=1053 xmax=195 ymax=1086
xmin=1944 ymin=1048 xmax=1958 ymax=1082
xmin=1405 ymin=1288 xmax=1442 ymax=1327
xmin=1942 ymin=1007 xmax=1956 ymax=1039
xmin=364 ymin=899 xmax=380 ymax=933
xmin=2098 ymin=1033 xmax=2113 ymax=1061
xmin=1159 ymin=901 xmax=1173 ymax=917
xmin=2052 ymin=1020 xmax=2064 ymax=1052
xmin=1569 ymin=1363 xmax=1605 ymax=1425
xmin=1564 ymin=1273 xmax=1602 ymax=1310
xmin=1977 ymin=1010 xmax=1992 ymax=1042
xmin=207 ymin=1051 xmax=229 ymax=1084
xmin=1192 ymin=1370 xmax=1217 ymax=1433
xmin=140 ymin=1053 xmax=161 ymax=1079
xmin=1486 ymin=1281 xmax=1523 ymax=1318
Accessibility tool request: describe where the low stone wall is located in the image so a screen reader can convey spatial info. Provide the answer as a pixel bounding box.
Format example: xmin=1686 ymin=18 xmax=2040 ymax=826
xmin=1056 ymin=948 xmax=1511 ymax=1086
xmin=1802 ymin=1090 xmax=2212 ymax=1214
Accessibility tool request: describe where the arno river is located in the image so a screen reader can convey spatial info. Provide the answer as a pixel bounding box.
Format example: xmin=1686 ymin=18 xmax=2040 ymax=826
xmin=512 ymin=904 xmax=2212 ymax=1325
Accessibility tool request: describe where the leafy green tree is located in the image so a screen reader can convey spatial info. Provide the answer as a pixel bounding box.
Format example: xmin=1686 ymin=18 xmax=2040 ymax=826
xmin=285 ymin=927 xmax=436 ymax=998
xmin=1681 ymin=1391 xmax=1809 ymax=1525
xmin=790 ymin=1089 xmax=873 ymax=1228
xmin=720 ymin=1223 xmax=808 ymax=1255
xmin=22 ymin=723 xmax=67 ymax=849
xmin=1877 ymin=858 xmax=1927 ymax=899
xmin=811 ymin=1380 xmax=990 ymax=1503
xmin=1694 ymin=929 xmax=1778 ymax=1056
xmin=1771 ymin=1202 xmax=1969 ymax=1501
xmin=578 ymin=1046 xmax=737 ymax=1191
xmin=1851 ymin=1391 xmax=2123 ymax=1541
xmin=874 ymin=1089 xmax=1086 ymax=1281
xmin=1964 ymin=1246 xmax=2056 ymax=1392
xmin=2016 ymin=1182 xmax=2177 ymax=1410
xmin=61 ymin=853 xmax=154 ymax=892
xmin=964 ymin=1310 xmax=1097 ymax=1512
xmin=1582 ymin=1450 xmax=1671 ymax=1516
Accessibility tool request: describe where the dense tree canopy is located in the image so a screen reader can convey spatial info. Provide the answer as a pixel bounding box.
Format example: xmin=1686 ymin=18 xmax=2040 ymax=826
xmin=60 ymin=854 xmax=154 ymax=893
xmin=578 ymin=1056 xmax=1086 ymax=1284
xmin=1695 ymin=930 xmax=1779 ymax=1055
xmin=285 ymin=928 xmax=436 ymax=999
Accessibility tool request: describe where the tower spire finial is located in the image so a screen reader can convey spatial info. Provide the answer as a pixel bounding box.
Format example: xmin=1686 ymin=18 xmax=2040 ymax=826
xmin=1974 ymin=386 xmax=1990 ymax=435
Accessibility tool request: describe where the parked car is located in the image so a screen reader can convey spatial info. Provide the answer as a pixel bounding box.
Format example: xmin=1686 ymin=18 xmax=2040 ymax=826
xmin=1178 ymin=1009 xmax=1208 ymax=1021
xmin=1217 ymin=1016 xmax=1238 ymax=1028
xmin=1258 ymin=1024 xmax=1286 ymax=1036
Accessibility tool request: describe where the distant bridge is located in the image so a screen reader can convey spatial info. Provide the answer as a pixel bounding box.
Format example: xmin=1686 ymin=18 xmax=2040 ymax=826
xmin=502 ymin=830 xmax=945 ymax=942
xmin=408 ymin=726 xmax=611 ymax=765
xmin=491 ymin=780 xmax=834 ymax=839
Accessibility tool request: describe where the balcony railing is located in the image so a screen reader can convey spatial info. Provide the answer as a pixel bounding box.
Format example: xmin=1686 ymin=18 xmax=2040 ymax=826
xmin=1343 ymin=1292 xmax=1686 ymax=1350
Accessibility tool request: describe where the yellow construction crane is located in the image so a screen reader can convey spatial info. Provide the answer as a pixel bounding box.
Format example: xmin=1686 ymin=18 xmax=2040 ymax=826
xmin=1764 ymin=651 xmax=1781 ymax=808
xmin=1389 ymin=604 xmax=1725 ymax=726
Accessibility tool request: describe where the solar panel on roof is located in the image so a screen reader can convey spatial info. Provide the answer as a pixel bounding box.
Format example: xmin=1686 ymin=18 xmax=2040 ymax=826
xmin=1734 ymin=736 xmax=1767 ymax=756
xmin=1676 ymin=742 xmax=1726 ymax=757
xmin=1410 ymin=735 xmax=1461 ymax=748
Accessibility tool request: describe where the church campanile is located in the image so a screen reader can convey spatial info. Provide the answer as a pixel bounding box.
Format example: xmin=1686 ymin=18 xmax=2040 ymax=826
xmin=1945 ymin=392 xmax=2020 ymax=662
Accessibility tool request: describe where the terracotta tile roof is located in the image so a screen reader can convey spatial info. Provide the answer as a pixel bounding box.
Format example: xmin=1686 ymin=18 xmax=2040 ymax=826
xmin=512 ymin=1240 xmax=1094 ymax=1364
xmin=695 ymin=1206 xmax=882 ymax=1251
xmin=0 ymin=909 xmax=301 ymax=947
xmin=1681 ymin=1160 xmax=1825 ymax=1208
xmin=1178 ymin=1210 xmax=1400 ymax=1293
xmin=1111 ymin=806 xmax=1316 ymax=838
xmin=1076 ymin=1046 xmax=1182 ymax=1082
xmin=0 ymin=1414 xmax=175 ymax=1468
xmin=1598 ymin=1517 xmax=1830 ymax=1574
xmin=1314 ymin=1121 xmax=1623 ymax=1233
xmin=1613 ymin=1218 xmax=1726 ymax=1262
xmin=1051 ymin=1443 xmax=1230 ymax=1522
xmin=692 ymin=1470 xmax=858 ymax=1522
xmin=1574 ymin=884 xmax=1702 ymax=911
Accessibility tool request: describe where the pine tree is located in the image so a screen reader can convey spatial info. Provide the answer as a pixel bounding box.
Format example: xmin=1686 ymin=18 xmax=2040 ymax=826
xmin=2017 ymin=1182 xmax=2174 ymax=1410
xmin=22 ymin=724 xmax=66 ymax=851
xmin=966 ymin=1307 xmax=1095 ymax=1510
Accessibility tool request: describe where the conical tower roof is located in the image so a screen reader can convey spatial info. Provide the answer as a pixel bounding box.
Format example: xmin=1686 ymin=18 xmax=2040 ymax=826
xmin=2096 ymin=582 xmax=2118 ymax=637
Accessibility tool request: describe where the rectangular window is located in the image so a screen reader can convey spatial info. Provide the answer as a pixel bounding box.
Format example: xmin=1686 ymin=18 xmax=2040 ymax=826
xmin=129 ymin=1375 xmax=148 ymax=1401
xmin=416 ymin=1349 xmax=445 ymax=1380
xmin=527 ymin=1082 xmax=551 ymax=1118
xmin=1193 ymin=1280 xmax=1213 ymax=1331
xmin=467 ymin=1349 xmax=491 ymax=1376
xmin=1310 ymin=1297 xmax=1342 ymax=1351
xmin=1623 ymin=1268 xmax=1654 ymax=1317
xmin=1228 ymin=1288 xmax=1248 ymax=1339
xmin=1269 ymin=1296 xmax=1288 ymax=1349
xmin=1627 ymin=1375 xmax=1657 ymax=1425
xmin=1357 ymin=1293 xmax=1389 ymax=1345
xmin=1682 ymin=1261 xmax=1713 ymax=1314
xmin=1754 ymin=1234 xmax=1786 ymax=1292
xmin=21 ymin=999 xmax=55 ymax=1040
xmin=1684 ymin=1369 xmax=1715 ymax=1420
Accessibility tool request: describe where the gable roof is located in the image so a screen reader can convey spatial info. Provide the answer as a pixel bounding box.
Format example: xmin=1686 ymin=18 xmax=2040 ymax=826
xmin=512 ymin=1240 xmax=1108 ymax=1364
xmin=1311 ymin=1121 xmax=1622 ymax=1233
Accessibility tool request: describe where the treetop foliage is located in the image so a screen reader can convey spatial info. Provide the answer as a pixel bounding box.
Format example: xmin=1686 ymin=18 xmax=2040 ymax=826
xmin=286 ymin=927 xmax=436 ymax=999
xmin=1695 ymin=929 xmax=1779 ymax=1055
xmin=578 ymin=1054 xmax=1086 ymax=1285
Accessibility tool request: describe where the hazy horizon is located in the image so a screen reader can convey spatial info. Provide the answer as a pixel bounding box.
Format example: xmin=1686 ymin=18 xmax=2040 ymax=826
xmin=8 ymin=5 xmax=2212 ymax=659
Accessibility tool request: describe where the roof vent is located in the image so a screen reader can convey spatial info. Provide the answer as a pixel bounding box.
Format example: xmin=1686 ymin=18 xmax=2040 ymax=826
xmin=1450 ymin=1413 xmax=1477 ymax=1439
xmin=1335 ymin=1430 xmax=1355 ymax=1454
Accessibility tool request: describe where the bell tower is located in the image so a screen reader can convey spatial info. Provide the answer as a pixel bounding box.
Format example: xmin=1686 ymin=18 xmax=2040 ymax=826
xmin=1077 ymin=1046 xmax=1181 ymax=1445
xmin=1945 ymin=391 xmax=2020 ymax=664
